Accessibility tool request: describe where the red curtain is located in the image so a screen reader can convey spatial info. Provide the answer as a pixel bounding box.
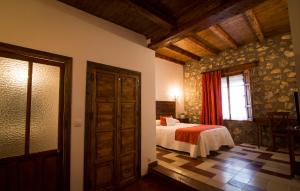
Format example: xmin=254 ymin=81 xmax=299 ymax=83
xmin=200 ymin=70 xmax=223 ymax=125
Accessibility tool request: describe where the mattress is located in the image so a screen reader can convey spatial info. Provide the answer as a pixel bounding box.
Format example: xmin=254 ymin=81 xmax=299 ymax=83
xmin=156 ymin=123 xmax=234 ymax=157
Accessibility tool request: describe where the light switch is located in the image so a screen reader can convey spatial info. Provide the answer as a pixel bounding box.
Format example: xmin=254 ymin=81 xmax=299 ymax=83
xmin=73 ymin=119 xmax=82 ymax=127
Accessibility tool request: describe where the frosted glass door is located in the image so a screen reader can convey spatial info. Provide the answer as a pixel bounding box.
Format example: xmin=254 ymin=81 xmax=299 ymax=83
xmin=30 ymin=63 xmax=60 ymax=153
xmin=0 ymin=57 xmax=28 ymax=159
xmin=0 ymin=58 xmax=61 ymax=158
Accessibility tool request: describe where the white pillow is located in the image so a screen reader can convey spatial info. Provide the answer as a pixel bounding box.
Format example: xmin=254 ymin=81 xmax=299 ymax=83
xmin=156 ymin=120 xmax=160 ymax=126
xmin=174 ymin=119 xmax=180 ymax=123
xmin=166 ymin=117 xmax=176 ymax=126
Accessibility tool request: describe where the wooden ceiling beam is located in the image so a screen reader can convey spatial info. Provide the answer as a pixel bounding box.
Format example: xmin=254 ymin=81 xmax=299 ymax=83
xmin=125 ymin=0 xmax=176 ymax=29
xmin=155 ymin=53 xmax=185 ymax=65
xmin=166 ymin=45 xmax=201 ymax=61
xmin=188 ymin=35 xmax=219 ymax=55
xmin=209 ymin=24 xmax=238 ymax=49
xmin=148 ymin=0 xmax=265 ymax=49
xmin=244 ymin=9 xmax=264 ymax=42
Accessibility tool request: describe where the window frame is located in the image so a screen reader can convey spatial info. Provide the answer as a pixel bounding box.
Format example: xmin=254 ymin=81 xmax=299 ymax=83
xmin=222 ymin=70 xmax=253 ymax=121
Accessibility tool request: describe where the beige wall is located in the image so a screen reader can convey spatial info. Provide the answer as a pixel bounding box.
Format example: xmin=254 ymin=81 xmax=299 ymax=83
xmin=155 ymin=57 xmax=184 ymax=116
xmin=0 ymin=0 xmax=156 ymax=190
xmin=288 ymin=0 xmax=300 ymax=93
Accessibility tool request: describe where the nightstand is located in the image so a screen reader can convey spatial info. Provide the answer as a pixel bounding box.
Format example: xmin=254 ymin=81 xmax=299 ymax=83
xmin=177 ymin=118 xmax=189 ymax=123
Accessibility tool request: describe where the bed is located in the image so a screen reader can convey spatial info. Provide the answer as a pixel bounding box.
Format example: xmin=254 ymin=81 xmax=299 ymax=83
xmin=156 ymin=101 xmax=234 ymax=158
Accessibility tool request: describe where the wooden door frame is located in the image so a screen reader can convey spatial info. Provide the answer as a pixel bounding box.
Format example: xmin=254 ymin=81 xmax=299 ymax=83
xmin=0 ymin=42 xmax=72 ymax=191
xmin=84 ymin=61 xmax=141 ymax=191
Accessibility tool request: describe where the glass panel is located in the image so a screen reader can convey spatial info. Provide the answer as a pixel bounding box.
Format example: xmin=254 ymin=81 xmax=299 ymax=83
xmin=0 ymin=57 xmax=28 ymax=159
xmin=221 ymin=77 xmax=230 ymax=120
xmin=229 ymin=74 xmax=248 ymax=120
xmin=30 ymin=63 xmax=60 ymax=153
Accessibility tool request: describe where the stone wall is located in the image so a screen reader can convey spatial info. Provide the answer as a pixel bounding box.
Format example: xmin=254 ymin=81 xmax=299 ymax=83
xmin=184 ymin=34 xmax=297 ymax=145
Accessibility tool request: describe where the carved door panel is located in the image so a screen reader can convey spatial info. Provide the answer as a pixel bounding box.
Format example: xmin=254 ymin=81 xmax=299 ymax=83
xmin=118 ymin=74 xmax=139 ymax=186
xmin=90 ymin=70 xmax=118 ymax=191
xmin=87 ymin=64 xmax=140 ymax=191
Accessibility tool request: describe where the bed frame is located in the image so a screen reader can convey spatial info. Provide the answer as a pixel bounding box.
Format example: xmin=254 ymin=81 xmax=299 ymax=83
xmin=156 ymin=101 xmax=176 ymax=119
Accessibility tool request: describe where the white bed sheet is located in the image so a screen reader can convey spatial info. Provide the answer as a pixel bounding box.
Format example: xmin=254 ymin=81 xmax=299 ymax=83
xmin=156 ymin=123 xmax=234 ymax=157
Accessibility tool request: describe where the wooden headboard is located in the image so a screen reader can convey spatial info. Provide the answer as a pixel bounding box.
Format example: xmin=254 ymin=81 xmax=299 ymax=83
xmin=156 ymin=101 xmax=176 ymax=119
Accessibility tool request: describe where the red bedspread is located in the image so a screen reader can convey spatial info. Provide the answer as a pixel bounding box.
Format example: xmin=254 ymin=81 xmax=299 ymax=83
xmin=175 ymin=125 xmax=221 ymax=144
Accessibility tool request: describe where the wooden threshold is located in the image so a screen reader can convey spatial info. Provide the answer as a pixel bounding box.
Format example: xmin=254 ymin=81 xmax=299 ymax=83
xmin=150 ymin=165 xmax=222 ymax=191
xmin=148 ymin=160 xmax=158 ymax=170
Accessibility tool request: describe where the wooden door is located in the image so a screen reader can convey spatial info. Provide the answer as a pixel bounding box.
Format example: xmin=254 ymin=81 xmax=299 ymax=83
xmin=0 ymin=60 xmax=63 ymax=191
xmin=0 ymin=151 xmax=62 ymax=191
xmin=90 ymin=70 xmax=118 ymax=190
xmin=118 ymin=74 xmax=140 ymax=186
xmin=0 ymin=43 xmax=71 ymax=191
xmin=85 ymin=62 xmax=140 ymax=191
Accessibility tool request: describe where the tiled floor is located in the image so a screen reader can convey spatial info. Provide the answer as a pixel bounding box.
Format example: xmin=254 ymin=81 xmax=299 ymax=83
xmin=156 ymin=144 xmax=300 ymax=191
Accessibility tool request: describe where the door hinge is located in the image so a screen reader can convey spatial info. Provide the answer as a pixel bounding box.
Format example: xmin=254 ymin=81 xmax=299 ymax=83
xmin=137 ymin=79 xmax=140 ymax=86
xmin=89 ymin=112 xmax=93 ymax=120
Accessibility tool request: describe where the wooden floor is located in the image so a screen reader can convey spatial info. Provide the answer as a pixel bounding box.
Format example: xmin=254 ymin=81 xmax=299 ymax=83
xmin=121 ymin=174 xmax=185 ymax=191
xmin=121 ymin=172 xmax=197 ymax=191
xmin=122 ymin=164 xmax=221 ymax=191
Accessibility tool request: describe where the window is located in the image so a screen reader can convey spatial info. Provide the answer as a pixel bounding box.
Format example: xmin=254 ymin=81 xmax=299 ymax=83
xmin=221 ymin=70 xmax=252 ymax=120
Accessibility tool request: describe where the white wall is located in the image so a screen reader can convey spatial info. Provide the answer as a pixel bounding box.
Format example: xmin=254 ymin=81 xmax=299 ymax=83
xmin=155 ymin=57 xmax=184 ymax=116
xmin=288 ymin=0 xmax=300 ymax=92
xmin=0 ymin=0 xmax=156 ymax=191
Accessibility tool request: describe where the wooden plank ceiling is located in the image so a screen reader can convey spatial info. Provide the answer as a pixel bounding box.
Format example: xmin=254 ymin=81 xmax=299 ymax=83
xmin=59 ymin=0 xmax=290 ymax=65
